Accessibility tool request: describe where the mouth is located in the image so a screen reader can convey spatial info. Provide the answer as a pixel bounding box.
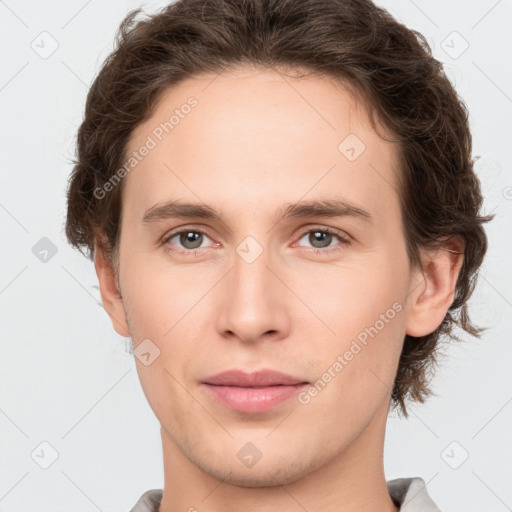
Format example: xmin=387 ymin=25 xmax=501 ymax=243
xmin=201 ymin=369 xmax=310 ymax=413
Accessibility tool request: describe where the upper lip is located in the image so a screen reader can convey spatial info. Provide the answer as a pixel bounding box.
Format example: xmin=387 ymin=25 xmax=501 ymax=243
xmin=202 ymin=369 xmax=308 ymax=387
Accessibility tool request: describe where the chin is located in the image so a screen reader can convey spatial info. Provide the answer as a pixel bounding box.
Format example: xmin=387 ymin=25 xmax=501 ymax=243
xmin=207 ymin=466 xmax=302 ymax=488
xmin=191 ymin=451 xmax=319 ymax=488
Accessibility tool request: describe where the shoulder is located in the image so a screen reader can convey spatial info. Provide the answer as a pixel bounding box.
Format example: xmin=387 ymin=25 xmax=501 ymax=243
xmin=387 ymin=476 xmax=442 ymax=511
xmin=129 ymin=489 xmax=163 ymax=512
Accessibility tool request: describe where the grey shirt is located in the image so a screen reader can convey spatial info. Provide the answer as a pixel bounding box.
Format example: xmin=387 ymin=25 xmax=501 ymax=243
xmin=129 ymin=476 xmax=441 ymax=511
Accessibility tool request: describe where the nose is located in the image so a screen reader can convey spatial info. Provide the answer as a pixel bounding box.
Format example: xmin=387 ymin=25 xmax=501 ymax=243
xmin=214 ymin=238 xmax=291 ymax=345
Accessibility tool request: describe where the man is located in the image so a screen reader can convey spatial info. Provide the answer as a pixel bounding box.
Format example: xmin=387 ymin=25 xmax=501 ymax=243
xmin=65 ymin=0 xmax=493 ymax=510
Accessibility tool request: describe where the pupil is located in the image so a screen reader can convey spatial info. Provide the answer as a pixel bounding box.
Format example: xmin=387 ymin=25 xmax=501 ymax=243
xmin=311 ymin=231 xmax=331 ymax=248
xmin=181 ymin=232 xmax=202 ymax=249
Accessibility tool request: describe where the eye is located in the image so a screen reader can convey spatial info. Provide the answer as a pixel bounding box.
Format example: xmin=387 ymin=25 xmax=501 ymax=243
xmin=294 ymin=227 xmax=351 ymax=253
xmin=162 ymin=228 xmax=217 ymax=254
xmin=162 ymin=226 xmax=351 ymax=256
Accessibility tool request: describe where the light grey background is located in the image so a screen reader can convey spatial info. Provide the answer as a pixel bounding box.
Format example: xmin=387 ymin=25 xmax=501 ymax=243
xmin=1 ymin=1 xmax=511 ymax=511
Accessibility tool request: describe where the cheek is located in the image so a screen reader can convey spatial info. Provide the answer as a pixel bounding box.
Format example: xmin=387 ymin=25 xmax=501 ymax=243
xmin=119 ymin=247 xmax=206 ymax=339
xmin=296 ymin=258 xmax=406 ymax=400
xmin=301 ymin=310 xmax=404 ymax=436
xmin=295 ymin=259 xmax=403 ymax=339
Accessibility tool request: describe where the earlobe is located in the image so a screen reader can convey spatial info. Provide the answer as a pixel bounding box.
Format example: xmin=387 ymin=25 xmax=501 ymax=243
xmin=405 ymin=238 xmax=464 ymax=338
xmin=93 ymin=241 xmax=130 ymax=338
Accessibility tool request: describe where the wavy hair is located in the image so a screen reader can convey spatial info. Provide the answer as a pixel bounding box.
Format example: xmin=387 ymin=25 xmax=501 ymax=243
xmin=65 ymin=0 xmax=494 ymax=417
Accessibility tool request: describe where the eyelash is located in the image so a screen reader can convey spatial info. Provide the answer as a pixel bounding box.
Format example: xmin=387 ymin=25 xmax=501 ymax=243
xmin=161 ymin=226 xmax=351 ymax=256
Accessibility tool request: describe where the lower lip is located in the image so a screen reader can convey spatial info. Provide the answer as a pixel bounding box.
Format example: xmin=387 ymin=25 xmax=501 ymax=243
xmin=201 ymin=383 xmax=309 ymax=413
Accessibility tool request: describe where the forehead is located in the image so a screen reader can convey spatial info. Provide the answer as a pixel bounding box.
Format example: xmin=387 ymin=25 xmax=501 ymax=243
xmin=123 ymin=66 xmax=401 ymax=227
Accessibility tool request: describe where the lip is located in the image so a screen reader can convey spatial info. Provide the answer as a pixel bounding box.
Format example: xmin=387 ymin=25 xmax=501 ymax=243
xmin=203 ymin=369 xmax=307 ymax=387
xmin=201 ymin=369 xmax=309 ymax=413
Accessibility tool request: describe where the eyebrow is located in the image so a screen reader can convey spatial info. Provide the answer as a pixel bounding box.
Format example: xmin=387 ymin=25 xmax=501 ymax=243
xmin=141 ymin=198 xmax=374 ymax=227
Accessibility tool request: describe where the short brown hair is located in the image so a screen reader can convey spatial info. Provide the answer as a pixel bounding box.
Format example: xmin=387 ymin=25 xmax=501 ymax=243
xmin=65 ymin=0 xmax=494 ymax=417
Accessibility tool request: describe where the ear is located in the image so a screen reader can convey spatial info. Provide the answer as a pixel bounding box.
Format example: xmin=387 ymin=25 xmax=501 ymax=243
xmin=94 ymin=240 xmax=130 ymax=338
xmin=405 ymin=236 xmax=464 ymax=337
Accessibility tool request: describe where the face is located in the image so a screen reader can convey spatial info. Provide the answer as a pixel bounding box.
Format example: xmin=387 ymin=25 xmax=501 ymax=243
xmin=99 ymin=66 xmax=433 ymax=486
